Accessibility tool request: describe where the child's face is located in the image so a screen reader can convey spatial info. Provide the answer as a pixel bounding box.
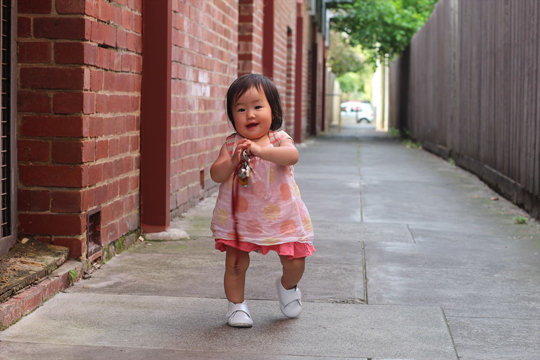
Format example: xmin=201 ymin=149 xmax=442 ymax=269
xmin=232 ymin=87 xmax=273 ymax=141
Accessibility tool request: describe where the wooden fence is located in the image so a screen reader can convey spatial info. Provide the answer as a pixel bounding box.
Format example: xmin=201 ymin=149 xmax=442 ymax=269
xmin=390 ymin=0 xmax=540 ymax=218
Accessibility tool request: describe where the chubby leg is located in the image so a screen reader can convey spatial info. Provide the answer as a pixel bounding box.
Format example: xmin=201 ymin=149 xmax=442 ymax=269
xmin=279 ymin=255 xmax=306 ymax=289
xmin=224 ymin=246 xmax=250 ymax=303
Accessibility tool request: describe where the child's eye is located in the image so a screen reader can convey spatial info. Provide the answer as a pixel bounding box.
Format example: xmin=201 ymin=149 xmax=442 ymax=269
xmin=255 ymin=106 xmax=262 ymax=109
xmin=237 ymin=108 xmax=245 ymax=112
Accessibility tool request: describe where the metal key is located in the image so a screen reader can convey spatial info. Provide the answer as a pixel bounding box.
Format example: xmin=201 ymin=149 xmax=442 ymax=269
xmin=237 ymin=150 xmax=252 ymax=187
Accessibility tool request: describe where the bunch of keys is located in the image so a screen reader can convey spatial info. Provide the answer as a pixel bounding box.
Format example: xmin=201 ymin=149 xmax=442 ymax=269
xmin=237 ymin=150 xmax=253 ymax=187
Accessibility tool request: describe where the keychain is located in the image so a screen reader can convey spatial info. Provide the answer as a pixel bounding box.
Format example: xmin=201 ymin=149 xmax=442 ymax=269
xmin=237 ymin=150 xmax=253 ymax=187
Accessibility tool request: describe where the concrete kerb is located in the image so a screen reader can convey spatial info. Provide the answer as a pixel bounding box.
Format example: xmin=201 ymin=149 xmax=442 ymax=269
xmin=0 ymin=260 xmax=84 ymax=330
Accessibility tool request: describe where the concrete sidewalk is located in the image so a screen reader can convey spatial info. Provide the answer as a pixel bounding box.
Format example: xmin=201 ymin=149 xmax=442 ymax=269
xmin=1 ymin=126 xmax=539 ymax=359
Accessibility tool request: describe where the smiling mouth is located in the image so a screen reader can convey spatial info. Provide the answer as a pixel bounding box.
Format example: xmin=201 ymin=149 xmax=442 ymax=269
xmin=246 ymin=123 xmax=259 ymax=129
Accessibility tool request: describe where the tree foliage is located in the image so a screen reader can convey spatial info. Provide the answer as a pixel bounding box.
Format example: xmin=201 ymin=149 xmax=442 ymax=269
xmin=327 ymin=30 xmax=363 ymax=77
xmin=331 ymin=0 xmax=438 ymax=66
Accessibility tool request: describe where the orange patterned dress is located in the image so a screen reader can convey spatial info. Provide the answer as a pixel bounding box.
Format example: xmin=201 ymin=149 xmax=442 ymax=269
xmin=211 ymin=131 xmax=315 ymax=259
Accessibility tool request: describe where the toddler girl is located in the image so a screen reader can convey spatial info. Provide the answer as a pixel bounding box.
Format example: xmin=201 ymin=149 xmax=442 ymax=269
xmin=210 ymin=74 xmax=315 ymax=328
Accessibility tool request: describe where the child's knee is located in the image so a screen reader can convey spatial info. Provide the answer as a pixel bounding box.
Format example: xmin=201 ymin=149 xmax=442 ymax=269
xmin=225 ymin=248 xmax=250 ymax=274
xmin=280 ymin=256 xmax=305 ymax=271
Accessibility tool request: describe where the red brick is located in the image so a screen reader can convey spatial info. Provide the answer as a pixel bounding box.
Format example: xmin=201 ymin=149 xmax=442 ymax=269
xmin=55 ymin=42 xmax=98 ymax=66
xmin=56 ymin=0 xmax=85 ymax=14
xmin=19 ymin=165 xmax=86 ymax=188
xmin=82 ymin=188 xmax=96 ymax=210
xmin=99 ymin=1 xmax=111 ymax=22
xmin=18 ymin=91 xmax=51 ymax=113
xmin=18 ymin=140 xmax=50 ymax=162
xmin=19 ymin=213 xmax=85 ymax=236
xmin=17 ymin=288 xmax=44 ymax=315
xmin=51 ymin=190 xmax=83 ymax=213
xmin=129 ymin=175 xmax=139 ymax=191
xmin=37 ymin=279 xmax=56 ymax=301
xmin=53 ymin=237 xmax=84 ymax=258
xmin=19 ymin=0 xmax=52 ymax=14
xmin=117 ymin=28 xmax=128 ymax=49
xmin=108 ymin=180 xmax=119 ymax=200
xmin=89 ymin=116 xmax=104 ymax=137
xmin=95 ymin=184 xmax=108 ymax=204
xmin=121 ymin=53 xmax=132 ymax=71
xmin=110 ymin=5 xmax=122 ymax=26
xmin=18 ymin=17 xmax=32 ymax=38
xmin=119 ymin=177 xmax=129 ymax=196
xmin=34 ymin=17 xmax=90 ymax=40
xmin=21 ymin=67 xmax=85 ymax=90
xmin=121 ymin=9 xmax=132 ymax=29
xmin=52 ymin=140 xmax=95 ymax=164
xmin=90 ymin=70 xmax=104 ymax=91
xmin=96 ymin=140 xmax=109 ymax=160
xmin=18 ymin=189 xmax=50 ymax=211
xmin=84 ymin=93 xmax=96 ymax=114
xmin=108 ymin=138 xmax=119 ymax=156
xmin=130 ymin=134 xmax=140 ymax=152
xmin=102 ymin=161 xmax=115 ymax=181
xmin=53 ymin=92 xmax=83 ymax=114
xmin=88 ymin=163 xmax=103 ymax=185
xmin=18 ymin=42 xmax=51 ymax=63
xmin=21 ymin=115 xmax=89 ymax=137
xmin=0 ymin=299 xmax=22 ymax=329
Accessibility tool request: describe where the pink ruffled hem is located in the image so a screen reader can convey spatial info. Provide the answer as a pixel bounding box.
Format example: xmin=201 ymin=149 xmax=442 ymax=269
xmin=215 ymin=239 xmax=315 ymax=259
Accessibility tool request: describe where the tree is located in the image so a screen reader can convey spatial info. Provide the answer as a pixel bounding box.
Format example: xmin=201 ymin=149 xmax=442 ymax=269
xmin=331 ymin=0 xmax=438 ymax=66
xmin=327 ymin=30 xmax=363 ymax=77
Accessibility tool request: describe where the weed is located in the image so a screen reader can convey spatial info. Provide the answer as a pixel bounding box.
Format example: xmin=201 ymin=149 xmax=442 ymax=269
xmin=448 ymin=157 xmax=456 ymax=166
xmin=513 ymin=216 xmax=528 ymax=225
xmin=388 ymin=128 xmax=400 ymax=137
xmin=68 ymin=269 xmax=77 ymax=285
xmin=402 ymin=139 xmax=420 ymax=149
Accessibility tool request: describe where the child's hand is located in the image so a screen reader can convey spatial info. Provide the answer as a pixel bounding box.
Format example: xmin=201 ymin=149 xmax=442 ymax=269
xmin=245 ymin=141 xmax=262 ymax=157
xmin=231 ymin=139 xmax=250 ymax=166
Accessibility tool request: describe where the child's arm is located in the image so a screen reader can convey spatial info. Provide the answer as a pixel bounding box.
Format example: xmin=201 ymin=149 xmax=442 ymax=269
xmin=247 ymin=137 xmax=298 ymax=166
xmin=210 ymin=139 xmax=250 ymax=183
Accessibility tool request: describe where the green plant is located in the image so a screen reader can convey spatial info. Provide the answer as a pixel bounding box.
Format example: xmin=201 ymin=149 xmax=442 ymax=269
xmin=513 ymin=216 xmax=528 ymax=225
xmin=448 ymin=157 xmax=456 ymax=166
xmin=389 ymin=128 xmax=400 ymax=137
xmin=68 ymin=269 xmax=77 ymax=284
xmin=402 ymin=139 xmax=420 ymax=149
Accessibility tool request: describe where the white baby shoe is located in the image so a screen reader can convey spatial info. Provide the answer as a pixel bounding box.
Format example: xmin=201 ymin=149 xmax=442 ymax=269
xmin=226 ymin=301 xmax=253 ymax=328
xmin=276 ymin=277 xmax=303 ymax=318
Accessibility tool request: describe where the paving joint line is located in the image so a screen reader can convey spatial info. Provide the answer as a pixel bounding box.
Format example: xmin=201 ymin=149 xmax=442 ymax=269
xmin=441 ymin=307 xmax=461 ymax=360
xmin=362 ymin=241 xmax=368 ymax=304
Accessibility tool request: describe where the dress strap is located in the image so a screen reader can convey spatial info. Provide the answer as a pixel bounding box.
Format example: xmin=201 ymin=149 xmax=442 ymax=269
xmin=269 ymin=130 xmax=281 ymax=147
xmin=225 ymin=133 xmax=237 ymax=156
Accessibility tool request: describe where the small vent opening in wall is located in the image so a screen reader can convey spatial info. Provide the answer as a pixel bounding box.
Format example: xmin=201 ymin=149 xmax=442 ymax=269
xmin=200 ymin=169 xmax=205 ymax=199
xmin=87 ymin=208 xmax=101 ymax=260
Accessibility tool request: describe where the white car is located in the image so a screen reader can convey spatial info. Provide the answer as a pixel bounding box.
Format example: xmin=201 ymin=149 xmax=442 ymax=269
xmin=340 ymin=101 xmax=374 ymax=124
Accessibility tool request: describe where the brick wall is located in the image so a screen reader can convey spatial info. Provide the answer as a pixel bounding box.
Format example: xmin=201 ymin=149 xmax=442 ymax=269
xmin=272 ymin=0 xmax=296 ymax=136
xmin=169 ymin=0 xmax=238 ymax=217
xmin=238 ymin=0 xmax=263 ymax=76
xmin=17 ymin=0 xmax=142 ymax=259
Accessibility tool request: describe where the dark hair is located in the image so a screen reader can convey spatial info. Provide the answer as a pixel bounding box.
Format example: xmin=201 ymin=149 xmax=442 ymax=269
xmin=226 ymin=74 xmax=283 ymax=131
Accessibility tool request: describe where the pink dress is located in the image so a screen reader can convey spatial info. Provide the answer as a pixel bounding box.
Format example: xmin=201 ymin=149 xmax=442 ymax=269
xmin=211 ymin=132 xmax=315 ymax=259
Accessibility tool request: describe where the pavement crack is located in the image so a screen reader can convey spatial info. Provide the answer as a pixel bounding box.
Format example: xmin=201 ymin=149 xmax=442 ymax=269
xmin=406 ymin=224 xmax=417 ymax=243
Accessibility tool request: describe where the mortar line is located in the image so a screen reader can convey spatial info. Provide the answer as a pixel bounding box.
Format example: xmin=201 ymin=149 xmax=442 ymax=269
xmin=406 ymin=224 xmax=417 ymax=244
xmin=357 ymin=140 xmax=364 ymax=222
xmin=441 ymin=307 xmax=461 ymax=360
xmin=362 ymin=241 xmax=368 ymax=304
